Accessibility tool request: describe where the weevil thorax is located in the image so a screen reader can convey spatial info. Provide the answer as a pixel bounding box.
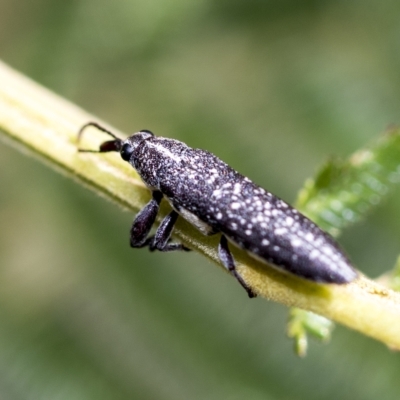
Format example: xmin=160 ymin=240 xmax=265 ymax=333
xmin=122 ymin=131 xmax=188 ymax=191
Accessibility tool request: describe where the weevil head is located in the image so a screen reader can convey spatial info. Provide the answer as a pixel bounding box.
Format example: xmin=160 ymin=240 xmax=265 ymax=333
xmin=119 ymin=130 xmax=154 ymax=162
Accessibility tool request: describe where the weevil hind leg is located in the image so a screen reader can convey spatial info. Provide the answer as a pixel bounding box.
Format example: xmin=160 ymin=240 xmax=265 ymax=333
xmin=218 ymin=235 xmax=256 ymax=298
xmin=149 ymin=210 xmax=191 ymax=252
xmin=130 ymin=191 xmax=163 ymax=248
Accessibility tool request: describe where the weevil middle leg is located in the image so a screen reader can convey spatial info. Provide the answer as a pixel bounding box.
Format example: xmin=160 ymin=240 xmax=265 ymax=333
xmin=149 ymin=210 xmax=190 ymax=252
xmin=218 ymin=235 xmax=256 ymax=298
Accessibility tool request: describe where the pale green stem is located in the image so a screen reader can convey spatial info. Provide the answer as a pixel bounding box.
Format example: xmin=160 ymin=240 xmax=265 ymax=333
xmin=1 ymin=60 xmax=400 ymax=349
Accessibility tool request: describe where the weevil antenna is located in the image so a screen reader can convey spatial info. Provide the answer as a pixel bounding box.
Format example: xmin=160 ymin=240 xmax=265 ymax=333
xmin=78 ymin=122 xmax=123 ymax=153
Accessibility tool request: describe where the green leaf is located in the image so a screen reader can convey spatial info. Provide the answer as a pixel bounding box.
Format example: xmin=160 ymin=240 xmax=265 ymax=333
xmin=296 ymin=128 xmax=400 ymax=237
xmin=287 ymin=308 xmax=334 ymax=357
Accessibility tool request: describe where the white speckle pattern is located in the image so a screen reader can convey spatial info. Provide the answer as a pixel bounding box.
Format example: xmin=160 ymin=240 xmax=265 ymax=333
xmin=124 ymin=132 xmax=357 ymax=284
xmin=291 ymin=238 xmax=302 ymax=247
xmin=285 ymin=216 xmax=294 ymax=226
xmin=233 ymin=183 xmax=242 ymax=194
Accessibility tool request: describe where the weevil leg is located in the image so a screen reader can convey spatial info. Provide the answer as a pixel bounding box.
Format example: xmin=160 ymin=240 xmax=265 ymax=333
xmin=218 ymin=235 xmax=256 ymax=298
xmin=130 ymin=191 xmax=163 ymax=248
xmin=149 ymin=210 xmax=191 ymax=252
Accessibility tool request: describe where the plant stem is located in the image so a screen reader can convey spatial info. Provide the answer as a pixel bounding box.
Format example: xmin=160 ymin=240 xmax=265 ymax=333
xmin=1 ymin=60 xmax=399 ymax=349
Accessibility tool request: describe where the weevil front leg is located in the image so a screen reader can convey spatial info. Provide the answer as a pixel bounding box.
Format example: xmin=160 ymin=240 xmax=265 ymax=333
xmin=149 ymin=210 xmax=191 ymax=252
xmin=130 ymin=191 xmax=163 ymax=248
xmin=218 ymin=235 xmax=256 ymax=298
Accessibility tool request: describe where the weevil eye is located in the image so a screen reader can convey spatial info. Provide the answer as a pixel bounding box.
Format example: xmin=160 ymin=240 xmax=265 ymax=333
xmin=120 ymin=142 xmax=134 ymax=161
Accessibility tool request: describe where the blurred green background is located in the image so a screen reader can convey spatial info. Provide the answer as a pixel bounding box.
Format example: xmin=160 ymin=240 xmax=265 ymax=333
xmin=1 ymin=1 xmax=400 ymax=399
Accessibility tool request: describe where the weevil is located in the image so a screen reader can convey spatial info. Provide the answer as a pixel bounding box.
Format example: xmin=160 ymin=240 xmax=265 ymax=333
xmin=78 ymin=122 xmax=357 ymax=297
